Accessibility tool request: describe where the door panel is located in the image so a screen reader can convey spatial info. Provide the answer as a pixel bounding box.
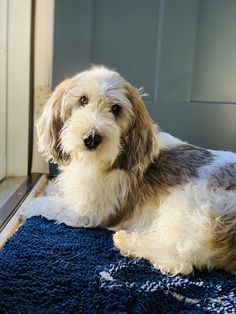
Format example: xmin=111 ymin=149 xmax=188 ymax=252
xmin=53 ymin=0 xmax=161 ymax=100
xmin=192 ymin=0 xmax=236 ymax=103
xmin=90 ymin=0 xmax=160 ymax=99
xmin=53 ymin=0 xmax=94 ymax=84
xmin=156 ymin=0 xmax=236 ymax=151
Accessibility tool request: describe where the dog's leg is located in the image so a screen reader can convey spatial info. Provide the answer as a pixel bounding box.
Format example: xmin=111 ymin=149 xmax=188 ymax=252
xmin=113 ymin=185 xmax=218 ymax=275
xmin=113 ymin=229 xmax=194 ymax=275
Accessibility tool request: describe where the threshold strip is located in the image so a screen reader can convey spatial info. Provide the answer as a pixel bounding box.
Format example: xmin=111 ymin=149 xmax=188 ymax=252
xmin=0 ymin=174 xmax=41 ymax=232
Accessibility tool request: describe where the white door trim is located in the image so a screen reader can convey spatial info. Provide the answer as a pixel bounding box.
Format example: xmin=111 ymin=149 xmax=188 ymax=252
xmin=0 ymin=0 xmax=8 ymax=180
xmin=6 ymin=0 xmax=32 ymax=176
xmin=31 ymin=0 xmax=55 ymax=174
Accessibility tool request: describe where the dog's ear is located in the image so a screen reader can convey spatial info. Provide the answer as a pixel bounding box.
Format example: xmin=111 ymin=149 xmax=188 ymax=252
xmin=36 ymin=79 xmax=71 ymax=165
xmin=115 ymin=84 xmax=159 ymax=174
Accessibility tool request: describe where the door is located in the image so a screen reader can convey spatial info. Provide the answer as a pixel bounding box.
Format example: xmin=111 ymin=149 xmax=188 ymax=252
xmin=52 ymin=0 xmax=236 ymax=153
xmin=156 ymin=0 xmax=236 ymax=151
xmin=0 ymin=0 xmax=7 ymax=180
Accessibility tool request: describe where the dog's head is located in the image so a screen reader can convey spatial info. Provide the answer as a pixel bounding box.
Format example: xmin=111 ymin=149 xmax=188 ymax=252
xmin=36 ymin=66 xmax=159 ymax=172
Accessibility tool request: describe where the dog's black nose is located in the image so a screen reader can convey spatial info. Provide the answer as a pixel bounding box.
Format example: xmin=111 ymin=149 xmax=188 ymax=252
xmin=83 ymin=133 xmax=102 ymax=150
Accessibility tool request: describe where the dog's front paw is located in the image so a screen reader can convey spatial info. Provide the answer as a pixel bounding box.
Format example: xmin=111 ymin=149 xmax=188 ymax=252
xmin=113 ymin=230 xmax=128 ymax=248
xmin=113 ymin=230 xmax=135 ymax=257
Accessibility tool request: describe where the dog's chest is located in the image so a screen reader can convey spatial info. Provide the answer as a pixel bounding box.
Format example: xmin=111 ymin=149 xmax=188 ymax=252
xmin=58 ymin=163 xmax=127 ymax=220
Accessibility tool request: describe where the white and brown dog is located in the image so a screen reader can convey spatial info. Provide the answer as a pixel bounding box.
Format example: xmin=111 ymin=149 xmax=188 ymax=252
xmin=24 ymin=66 xmax=236 ymax=275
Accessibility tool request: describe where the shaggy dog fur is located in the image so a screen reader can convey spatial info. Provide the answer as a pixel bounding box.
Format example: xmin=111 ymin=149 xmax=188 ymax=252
xmin=24 ymin=66 xmax=236 ymax=275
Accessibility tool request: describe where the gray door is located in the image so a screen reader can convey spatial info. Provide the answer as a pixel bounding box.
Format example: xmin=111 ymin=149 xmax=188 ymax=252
xmin=53 ymin=0 xmax=236 ymax=152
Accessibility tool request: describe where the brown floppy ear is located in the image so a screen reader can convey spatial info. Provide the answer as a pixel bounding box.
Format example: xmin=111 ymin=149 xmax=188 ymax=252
xmin=36 ymin=79 xmax=71 ymax=165
xmin=115 ymin=84 xmax=159 ymax=174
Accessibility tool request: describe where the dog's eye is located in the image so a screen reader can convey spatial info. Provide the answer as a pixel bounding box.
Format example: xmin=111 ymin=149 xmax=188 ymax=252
xmin=79 ymin=96 xmax=88 ymax=106
xmin=110 ymin=104 xmax=121 ymax=117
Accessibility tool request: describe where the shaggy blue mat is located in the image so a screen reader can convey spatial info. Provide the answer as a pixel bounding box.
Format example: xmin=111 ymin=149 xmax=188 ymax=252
xmin=0 ymin=216 xmax=235 ymax=313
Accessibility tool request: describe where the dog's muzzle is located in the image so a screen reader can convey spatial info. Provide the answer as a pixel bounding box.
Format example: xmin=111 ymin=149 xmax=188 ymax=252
xmin=83 ymin=132 xmax=102 ymax=150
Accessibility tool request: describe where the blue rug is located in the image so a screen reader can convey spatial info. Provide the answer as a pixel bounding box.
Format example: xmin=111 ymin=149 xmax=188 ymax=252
xmin=0 ymin=216 xmax=235 ymax=313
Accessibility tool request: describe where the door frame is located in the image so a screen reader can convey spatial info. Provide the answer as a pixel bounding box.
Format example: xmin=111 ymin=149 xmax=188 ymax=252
xmin=0 ymin=0 xmax=8 ymax=180
xmin=31 ymin=0 xmax=54 ymax=174
xmin=6 ymin=0 xmax=32 ymax=176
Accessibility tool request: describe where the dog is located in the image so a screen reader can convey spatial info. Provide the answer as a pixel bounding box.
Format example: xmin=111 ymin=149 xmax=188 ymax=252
xmin=24 ymin=66 xmax=236 ymax=275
